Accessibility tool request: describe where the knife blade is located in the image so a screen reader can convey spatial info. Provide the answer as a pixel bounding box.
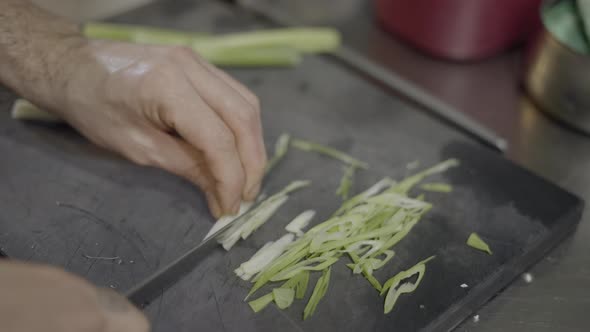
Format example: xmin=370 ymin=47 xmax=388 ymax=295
xmin=125 ymin=197 xmax=264 ymax=307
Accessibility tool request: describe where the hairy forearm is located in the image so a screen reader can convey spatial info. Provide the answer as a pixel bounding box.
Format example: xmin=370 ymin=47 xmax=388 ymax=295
xmin=0 ymin=0 xmax=86 ymax=110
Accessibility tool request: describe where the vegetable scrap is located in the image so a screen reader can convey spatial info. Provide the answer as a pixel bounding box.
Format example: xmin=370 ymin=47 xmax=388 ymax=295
xmin=336 ymin=164 xmax=356 ymax=200
xmin=467 ymin=233 xmax=493 ymax=255
xmin=420 ymin=182 xmax=453 ymax=193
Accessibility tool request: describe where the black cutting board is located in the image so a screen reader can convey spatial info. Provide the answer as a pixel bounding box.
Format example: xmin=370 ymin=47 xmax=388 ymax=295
xmin=0 ymin=0 xmax=583 ymax=331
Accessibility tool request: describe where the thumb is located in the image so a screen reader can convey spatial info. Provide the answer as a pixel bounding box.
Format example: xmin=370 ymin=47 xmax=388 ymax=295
xmin=96 ymin=288 xmax=150 ymax=332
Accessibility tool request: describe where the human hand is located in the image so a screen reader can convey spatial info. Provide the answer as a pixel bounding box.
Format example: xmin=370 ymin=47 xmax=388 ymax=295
xmin=0 ymin=261 xmax=149 ymax=332
xmin=52 ymin=41 xmax=267 ymax=217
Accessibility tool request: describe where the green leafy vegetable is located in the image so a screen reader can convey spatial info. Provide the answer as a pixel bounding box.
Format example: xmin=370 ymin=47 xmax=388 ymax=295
xmin=291 ymin=138 xmax=368 ymax=169
xmin=336 ymin=164 xmax=356 ymax=200
xmin=420 ymin=183 xmax=453 ymax=193
xmin=273 ymin=288 xmax=295 ymax=309
xmin=303 ymin=267 xmax=331 ymax=320
xmin=467 ymin=233 xmax=493 ymax=255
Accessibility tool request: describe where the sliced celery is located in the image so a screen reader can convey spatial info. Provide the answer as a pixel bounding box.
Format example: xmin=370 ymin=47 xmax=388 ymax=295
xmin=382 ymin=256 xmax=435 ymax=314
xmin=273 ymin=288 xmax=295 ymax=309
xmin=266 ymin=133 xmax=291 ymax=174
xmin=336 ymin=164 xmax=356 ymax=200
xmin=467 ymin=233 xmax=493 ymax=255
xmin=389 ymin=159 xmax=459 ymax=194
xmin=420 ymin=183 xmax=453 ymax=193
xmin=248 ymin=292 xmax=274 ymax=313
xmin=291 ymin=138 xmax=368 ymax=169
xmin=303 ymin=267 xmax=331 ymax=320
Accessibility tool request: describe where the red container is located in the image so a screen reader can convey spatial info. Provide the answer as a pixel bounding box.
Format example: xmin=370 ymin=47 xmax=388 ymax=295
xmin=375 ymin=0 xmax=543 ymax=61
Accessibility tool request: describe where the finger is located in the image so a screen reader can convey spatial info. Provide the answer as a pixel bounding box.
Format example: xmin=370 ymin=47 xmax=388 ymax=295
xmin=161 ymin=80 xmax=245 ymax=215
xmin=96 ymin=288 xmax=150 ymax=332
xmin=122 ymin=126 xmax=223 ymax=218
xmin=193 ymin=55 xmax=260 ymax=108
xmin=182 ymin=55 xmax=267 ymax=201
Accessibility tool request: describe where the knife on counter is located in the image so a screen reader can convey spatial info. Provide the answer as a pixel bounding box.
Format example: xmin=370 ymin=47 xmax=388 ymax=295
xmin=125 ymin=197 xmax=264 ymax=308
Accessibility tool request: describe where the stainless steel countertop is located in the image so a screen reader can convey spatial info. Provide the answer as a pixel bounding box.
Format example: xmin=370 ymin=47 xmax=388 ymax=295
xmin=236 ymin=0 xmax=590 ymax=330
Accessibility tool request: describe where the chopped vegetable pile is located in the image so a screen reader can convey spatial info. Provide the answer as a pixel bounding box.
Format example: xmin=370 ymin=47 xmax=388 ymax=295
xmin=221 ymin=158 xmax=460 ymax=319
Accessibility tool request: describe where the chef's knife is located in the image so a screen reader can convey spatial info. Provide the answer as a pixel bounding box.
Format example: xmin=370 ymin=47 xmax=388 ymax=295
xmin=125 ymin=198 xmax=263 ymax=307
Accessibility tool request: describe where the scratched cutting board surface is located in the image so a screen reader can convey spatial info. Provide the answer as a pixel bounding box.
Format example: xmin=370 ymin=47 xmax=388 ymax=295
xmin=0 ymin=1 xmax=584 ymax=331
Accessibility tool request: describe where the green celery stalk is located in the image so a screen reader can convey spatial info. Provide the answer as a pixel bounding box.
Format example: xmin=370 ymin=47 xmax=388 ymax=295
xmin=191 ymin=28 xmax=341 ymax=54
xmin=198 ymin=46 xmax=301 ymax=67
xmin=83 ymin=22 xmax=205 ymax=42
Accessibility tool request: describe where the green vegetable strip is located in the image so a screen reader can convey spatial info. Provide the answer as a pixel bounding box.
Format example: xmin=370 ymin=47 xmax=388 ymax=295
xmin=83 ymin=22 xmax=205 ymax=42
xmin=291 ymin=138 xmax=368 ymax=169
xmin=381 ymin=256 xmax=435 ymax=295
xmin=420 ymin=183 xmax=453 ymax=193
xmin=303 ymin=267 xmax=332 ymax=320
xmin=270 ymin=256 xmax=339 ymax=281
xmin=467 ymin=233 xmax=492 ymax=255
xmin=248 ymin=293 xmax=274 ymax=313
xmin=336 ymin=164 xmax=356 ymax=200
xmin=348 ymin=251 xmax=382 ymax=292
xmin=247 ymin=241 xmax=310 ymax=298
xmin=266 ymin=133 xmax=291 ymax=174
xmin=382 ymin=256 xmax=435 ymax=314
xmin=389 ymin=159 xmax=459 ymax=194
xmin=278 ymin=271 xmax=310 ymax=300
xmin=272 ymin=288 xmax=295 ymax=309
xmin=333 ymin=178 xmax=395 ymax=216
xmin=295 ymin=271 xmax=310 ymax=299
xmin=191 ymin=28 xmax=341 ymax=54
xmin=131 ymin=30 xmax=208 ymax=45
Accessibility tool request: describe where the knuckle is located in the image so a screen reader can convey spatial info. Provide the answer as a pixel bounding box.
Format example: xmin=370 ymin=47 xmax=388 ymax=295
xmin=213 ymin=126 xmax=237 ymax=153
xmin=167 ymin=45 xmax=195 ymax=62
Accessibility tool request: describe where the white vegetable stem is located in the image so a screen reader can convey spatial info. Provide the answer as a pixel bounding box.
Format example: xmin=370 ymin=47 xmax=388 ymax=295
xmin=214 ymin=180 xmax=310 ymax=250
xmin=285 ymin=210 xmax=316 ymax=237
xmin=203 ymin=201 xmax=253 ymax=240
xmin=235 ymin=233 xmax=295 ymax=281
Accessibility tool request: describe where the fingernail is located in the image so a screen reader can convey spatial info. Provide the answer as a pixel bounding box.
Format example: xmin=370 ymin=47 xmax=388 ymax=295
xmin=206 ymin=192 xmax=222 ymax=218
